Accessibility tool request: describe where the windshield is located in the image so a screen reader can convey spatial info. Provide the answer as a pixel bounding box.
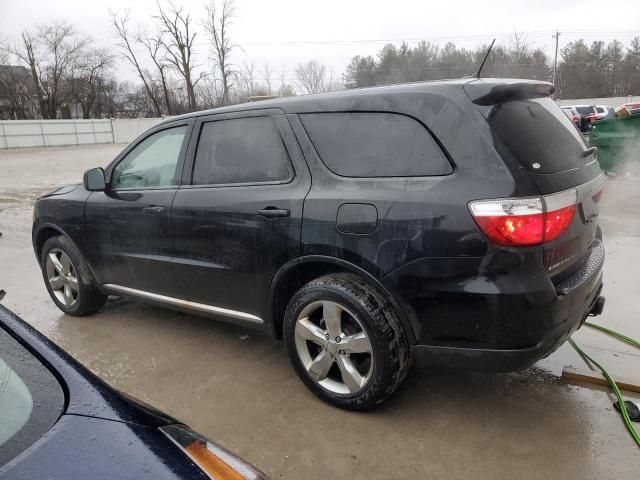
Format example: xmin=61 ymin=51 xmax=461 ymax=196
xmin=0 ymin=326 xmax=64 ymax=466
xmin=487 ymin=97 xmax=589 ymax=174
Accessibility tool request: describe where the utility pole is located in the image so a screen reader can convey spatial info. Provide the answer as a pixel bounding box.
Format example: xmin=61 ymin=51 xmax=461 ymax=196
xmin=552 ymin=30 xmax=561 ymax=88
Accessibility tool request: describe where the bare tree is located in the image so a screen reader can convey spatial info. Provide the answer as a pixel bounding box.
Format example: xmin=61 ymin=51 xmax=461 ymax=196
xmin=262 ymin=62 xmax=273 ymax=94
xmin=138 ymin=30 xmax=173 ymax=114
xmin=195 ymin=76 xmax=220 ymax=109
xmin=155 ymin=0 xmax=199 ymax=111
xmin=295 ymin=59 xmax=332 ymax=94
xmin=110 ymin=11 xmax=162 ymax=117
xmin=38 ymin=22 xmax=90 ymax=118
xmin=70 ymin=47 xmax=114 ymax=118
xmin=203 ymin=0 xmax=236 ymax=105
xmin=278 ymin=65 xmax=287 ymax=92
xmin=277 ymin=65 xmax=295 ymax=97
xmin=0 ymin=37 xmax=7 ymax=62
xmin=8 ymin=22 xmax=88 ymax=118
xmin=241 ymin=59 xmax=256 ymax=96
xmin=508 ymin=30 xmax=532 ymax=63
xmin=13 ymin=32 xmax=47 ymax=118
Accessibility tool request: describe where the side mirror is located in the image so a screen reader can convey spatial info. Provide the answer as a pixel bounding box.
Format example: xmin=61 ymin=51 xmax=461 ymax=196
xmin=83 ymin=167 xmax=106 ymax=192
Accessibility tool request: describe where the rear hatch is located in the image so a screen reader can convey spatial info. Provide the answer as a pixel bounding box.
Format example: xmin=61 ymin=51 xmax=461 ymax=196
xmin=465 ymin=80 xmax=605 ymax=282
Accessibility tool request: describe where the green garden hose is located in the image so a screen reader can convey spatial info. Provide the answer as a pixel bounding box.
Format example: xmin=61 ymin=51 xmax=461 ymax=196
xmin=584 ymin=321 xmax=640 ymax=350
xmin=569 ymin=322 xmax=640 ymax=448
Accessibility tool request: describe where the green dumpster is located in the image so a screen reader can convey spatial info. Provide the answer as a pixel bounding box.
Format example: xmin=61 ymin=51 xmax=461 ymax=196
xmin=589 ymin=114 xmax=640 ymax=174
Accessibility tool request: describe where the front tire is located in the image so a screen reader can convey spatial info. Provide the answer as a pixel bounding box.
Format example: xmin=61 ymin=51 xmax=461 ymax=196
xmin=283 ymin=273 xmax=410 ymax=410
xmin=40 ymin=235 xmax=106 ymax=316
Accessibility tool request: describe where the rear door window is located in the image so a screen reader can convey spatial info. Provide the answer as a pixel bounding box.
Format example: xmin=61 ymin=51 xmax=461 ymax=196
xmin=487 ymin=98 xmax=589 ymax=174
xmin=192 ymin=116 xmax=291 ymax=185
xmin=0 ymin=326 xmax=64 ymax=466
xmin=300 ymin=112 xmax=452 ymax=177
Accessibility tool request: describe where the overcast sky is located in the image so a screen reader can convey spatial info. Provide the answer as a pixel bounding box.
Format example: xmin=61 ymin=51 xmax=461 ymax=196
xmin=1 ymin=0 xmax=638 ymax=84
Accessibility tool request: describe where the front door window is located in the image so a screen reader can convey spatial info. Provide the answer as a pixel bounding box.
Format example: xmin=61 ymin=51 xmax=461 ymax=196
xmin=112 ymin=126 xmax=187 ymax=189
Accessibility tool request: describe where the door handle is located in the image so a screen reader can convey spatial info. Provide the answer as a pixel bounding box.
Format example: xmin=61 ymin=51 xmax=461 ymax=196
xmin=142 ymin=206 xmax=166 ymax=215
xmin=257 ymin=207 xmax=290 ymax=218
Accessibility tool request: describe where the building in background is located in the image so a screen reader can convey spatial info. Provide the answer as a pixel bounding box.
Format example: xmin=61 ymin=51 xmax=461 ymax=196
xmin=0 ymin=65 xmax=38 ymax=120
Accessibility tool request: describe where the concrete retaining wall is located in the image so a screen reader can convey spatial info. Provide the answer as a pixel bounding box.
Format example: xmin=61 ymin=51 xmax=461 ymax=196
xmin=111 ymin=118 xmax=165 ymax=144
xmin=0 ymin=117 xmax=165 ymax=149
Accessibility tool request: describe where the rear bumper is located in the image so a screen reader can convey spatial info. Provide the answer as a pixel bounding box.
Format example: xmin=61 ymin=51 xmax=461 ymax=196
xmin=384 ymin=240 xmax=605 ymax=371
xmin=412 ymin=276 xmax=603 ymax=371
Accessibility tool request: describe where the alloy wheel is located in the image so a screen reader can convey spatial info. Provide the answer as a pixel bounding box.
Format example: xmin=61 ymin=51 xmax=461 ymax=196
xmin=294 ymin=300 xmax=374 ymax=395
xmin=45 ymin=248 xmax=79 ymax=307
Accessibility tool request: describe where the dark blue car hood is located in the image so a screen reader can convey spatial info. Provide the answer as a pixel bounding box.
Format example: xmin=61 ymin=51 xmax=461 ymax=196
xmin=0 ymin=415 xmax=208 ymax=480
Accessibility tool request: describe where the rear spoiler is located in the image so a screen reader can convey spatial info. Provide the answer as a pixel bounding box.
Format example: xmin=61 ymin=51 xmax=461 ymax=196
xmin=465 ymin=81 xmax=555 ymax=106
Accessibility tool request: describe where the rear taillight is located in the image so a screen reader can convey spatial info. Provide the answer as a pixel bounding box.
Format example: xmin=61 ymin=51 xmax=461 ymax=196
xmin=469 ymin=189 xmax=577 ymax=247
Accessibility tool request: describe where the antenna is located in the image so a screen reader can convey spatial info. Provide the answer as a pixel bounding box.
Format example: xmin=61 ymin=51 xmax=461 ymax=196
xmin=474 ymin=38 xmax=496 ymax=79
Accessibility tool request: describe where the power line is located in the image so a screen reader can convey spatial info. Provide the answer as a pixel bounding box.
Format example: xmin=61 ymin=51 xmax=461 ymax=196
xmin=242 ymin=33 xmax=522 ymax=46
xmin=239 ymin=29 xmax=639 ymax=47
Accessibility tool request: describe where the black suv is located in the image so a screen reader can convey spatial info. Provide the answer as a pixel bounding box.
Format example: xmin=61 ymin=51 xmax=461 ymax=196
xmin=33 ymin=78 xmax=606 ymax=410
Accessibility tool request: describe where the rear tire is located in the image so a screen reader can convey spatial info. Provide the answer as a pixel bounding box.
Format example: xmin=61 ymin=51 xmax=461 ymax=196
xmin=283 ymin=273 xmax=410 ymax=410
xmin=40 ymin=235 xmax=106 ymax=316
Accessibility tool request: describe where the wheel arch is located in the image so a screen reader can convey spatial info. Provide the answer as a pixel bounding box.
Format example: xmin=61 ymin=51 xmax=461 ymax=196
xmin=267 ymin=255 xmax=417 ymax=345
xmin=33 ymin=223 xmax=70 ymax=265
xmin=33 ymin=224 xmax=92 ymax=278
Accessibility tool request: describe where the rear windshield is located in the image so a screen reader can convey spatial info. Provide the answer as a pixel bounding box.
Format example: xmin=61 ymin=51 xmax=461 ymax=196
xmin=487 ymin=97 xmax=588 ymax=174
xmin=0 ymin=326 xmax=64 ymax=466
xmin=575 ymin=106 xmax=594 ymax=115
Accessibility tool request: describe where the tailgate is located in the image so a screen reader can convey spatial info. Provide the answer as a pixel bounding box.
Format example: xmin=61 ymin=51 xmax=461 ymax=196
xmin=465 ymin=81 xmax=606 ymax=280
xmin=542 ymin=174 xmax=605 ymax=280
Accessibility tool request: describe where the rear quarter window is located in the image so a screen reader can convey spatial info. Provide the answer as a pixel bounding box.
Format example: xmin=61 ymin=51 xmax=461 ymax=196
xmin=300 ymin=112 xmax=452 ymax=177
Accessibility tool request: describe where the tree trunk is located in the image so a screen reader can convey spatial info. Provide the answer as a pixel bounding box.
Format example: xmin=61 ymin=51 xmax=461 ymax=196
xmin=140 ymin=76 xmax=161 ymax=117
xmin=183 ymin=64 xmax=197 ymax=111
xmin=23 ymin=37 xmax=48 ymax=119
xmin=220 ymin=60 xmax=229 ymax=106
xmin=187 ymin=82 xmax=196 ymax=111
xmin=159 ymin=69 xmax=172 ymax=115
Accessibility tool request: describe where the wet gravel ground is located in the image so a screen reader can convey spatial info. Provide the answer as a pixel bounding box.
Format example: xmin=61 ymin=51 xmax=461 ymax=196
xmin=1 ymin=144 xmax=639 ymax=479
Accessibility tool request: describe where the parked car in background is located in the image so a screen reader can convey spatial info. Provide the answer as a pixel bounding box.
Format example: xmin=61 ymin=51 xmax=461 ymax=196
xmin=561 ymin=105 xmax=598 ymax=131
xmin=0 ymin=301 xmax=267 ymax=479
xmin=561 ymin=106 xmax=581 ymax=129
xmin=33 ymin=78 xmax=606 ymax=410
xmin=623 ymin=102 xmax=640 ymax=114
xmin=595 ymin=105 xmax=615 ymax=120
